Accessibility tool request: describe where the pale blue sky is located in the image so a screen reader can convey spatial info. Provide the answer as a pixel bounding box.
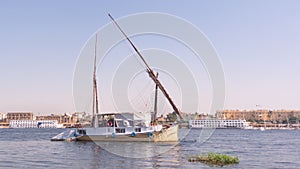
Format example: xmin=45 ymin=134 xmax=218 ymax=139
xmin=1 ymin=1 xmax=300 ymax=114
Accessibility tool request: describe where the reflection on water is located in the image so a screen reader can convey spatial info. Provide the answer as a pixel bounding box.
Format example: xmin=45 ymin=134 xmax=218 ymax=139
xmin=95 ymin=141 xmax=178 ymax=158
xmin=74 ymin=141 xmax=181 ymax=169
xmin=0 ymin=128 xmax=300 ymax=168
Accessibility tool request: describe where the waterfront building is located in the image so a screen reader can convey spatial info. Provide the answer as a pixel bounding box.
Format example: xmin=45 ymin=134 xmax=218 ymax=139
xmin=195 ymin=113 xmax=211 ymax=120
xmin=9 ymin=120 xmax=61 ymax=128
xmin=36 ymin=114 xmax=61 ymax=122
xmin=216 ymin=109 xmax=300 ymax=123
xmin=0 ymin=122 xmax=9 ymax=128
xmin=36 ymin=113 xmax=79 ymax=127
xmin=0 ymin=112 xmax=3 ymax=121
xmin=73 ymin=112 xmax=86 ymax=120
xmin=0 ymin=112 xmax=8 ymax=128
xmin=189 ymin=119 xmax=247 ymax=128
xmin=6 ymin=112 xmax=34 ymax=122
xmin=36 ymin=113 xmax=78 ymax=124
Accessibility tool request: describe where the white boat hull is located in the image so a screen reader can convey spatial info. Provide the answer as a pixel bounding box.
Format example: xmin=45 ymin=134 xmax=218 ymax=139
xmin=76 ymin=124 xmax=178 ymax=142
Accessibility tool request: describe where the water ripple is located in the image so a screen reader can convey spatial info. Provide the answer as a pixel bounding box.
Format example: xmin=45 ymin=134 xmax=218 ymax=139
xmin=0 ymin=128 xmax=300 ymax=168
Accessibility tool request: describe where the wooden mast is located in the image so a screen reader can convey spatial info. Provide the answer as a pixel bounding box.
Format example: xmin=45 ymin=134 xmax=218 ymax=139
xmin=153 ymin=73 xmax=159 ymax=124
xmin=108 ymin=14 xmax=183 ymax=120
xmin=92 ymin=33 xmax=99 ymax=127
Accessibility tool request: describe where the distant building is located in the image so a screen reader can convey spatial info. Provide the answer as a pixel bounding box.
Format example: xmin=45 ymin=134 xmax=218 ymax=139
xmin=0 ymin=112 xmax=8 ymax=128
xmin=0 ymin=122 xmax=9 ymax=128
xmin=6 ymin=112 xmax=34 ymax=122
xmin=0 ymin=112 xmax=3 ymax=121
xmin=195 ymin=113 xmax=210 ymax=120
xmin=61 ymin=113 xmax=78 ymax=124
xmin=216 ymin=109 xmax=300 ymax=123
xmin=73 ymin=112 xmax=86 ymax=120
xmin=36 ymin=114 xmax=61 ymax=122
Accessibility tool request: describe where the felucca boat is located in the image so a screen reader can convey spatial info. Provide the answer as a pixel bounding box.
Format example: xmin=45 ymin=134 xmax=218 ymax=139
xmin=52 ymin=14 xmax=183 ymax=142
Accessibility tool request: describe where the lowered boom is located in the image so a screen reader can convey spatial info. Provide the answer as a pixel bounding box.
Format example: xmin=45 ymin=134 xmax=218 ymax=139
xmin=108 ymin=14 xmax=183 ymax=120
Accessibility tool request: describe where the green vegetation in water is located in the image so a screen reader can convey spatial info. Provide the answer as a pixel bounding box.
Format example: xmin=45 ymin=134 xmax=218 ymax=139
xmin=188 ymin=152 xmax=239 ymax=167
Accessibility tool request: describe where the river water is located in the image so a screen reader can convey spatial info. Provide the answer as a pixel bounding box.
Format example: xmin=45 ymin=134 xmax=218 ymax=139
xmin=0 ymin=128 xmax=299 ymax=168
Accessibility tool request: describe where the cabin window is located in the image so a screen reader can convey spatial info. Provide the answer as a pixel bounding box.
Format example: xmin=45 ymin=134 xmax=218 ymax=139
xmin=78 ymin=129 xmax=86 ymax=135
xmin=115 ymin=128 xmax=125 ymax=133
xmin=135 ymin=128 xmax=141 ymax=132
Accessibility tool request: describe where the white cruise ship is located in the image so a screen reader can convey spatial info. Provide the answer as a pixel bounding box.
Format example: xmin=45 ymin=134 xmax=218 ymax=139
xmin=9 ymin=120 xmax=63 ymax=128
xmin=189 ymin=119 xmax=248 ymax=129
